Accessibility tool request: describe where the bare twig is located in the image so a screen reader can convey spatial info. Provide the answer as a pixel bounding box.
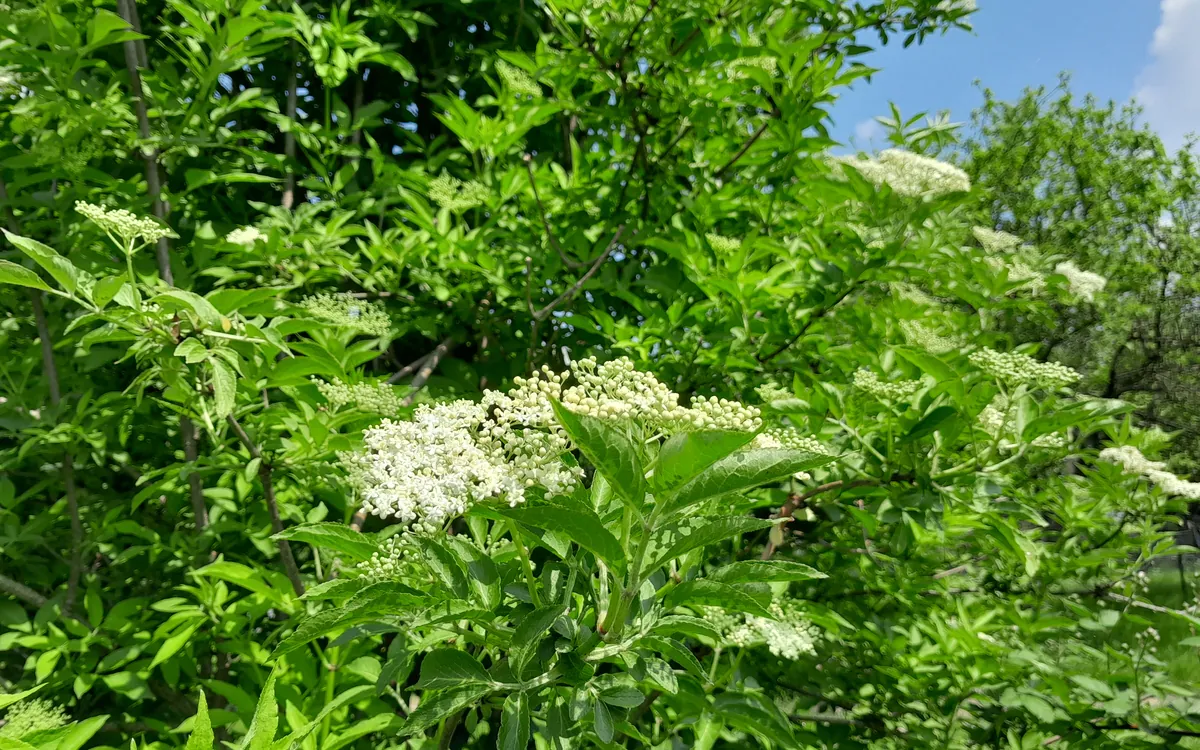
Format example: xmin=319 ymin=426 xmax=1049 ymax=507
xmin=620 ymin=0 xmax=659 ymax=58
xmin=524 ymin=156 xmax=583 ymax=269
xmin=534 ymin=225 xmax=624 ymax=321
xmin=0 ymin=573 xmax=48 ymax=609
xmin=282 ymin=44 xmax=299 ymax=210
xmin=762 ymin=479 xmax=878 ymax=559
xmin=179 ymin=418 xmax=209 ymax=529
xmin=400 ymin=338 xmax=455 ymax=407
xmin=1 ymin=177 xmax=84 ymax=615
xmin=387 ymin=351 xmax=433 ymax=384
xmin=116 ymin=0 xmax=172 ymax=283
xmin=225 ymin=414 xmax=305 ymax=596
xmin=714 ymin=110 xmax=777 ymax=181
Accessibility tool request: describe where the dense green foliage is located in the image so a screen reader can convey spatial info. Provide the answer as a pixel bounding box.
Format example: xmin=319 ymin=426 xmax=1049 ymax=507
xmin=2 ymin=1 xmax=1200 ymax=748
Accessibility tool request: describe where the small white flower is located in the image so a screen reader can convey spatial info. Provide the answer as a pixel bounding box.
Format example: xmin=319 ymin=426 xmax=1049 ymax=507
xmin=225 ymin=226 xmax=265 ymax=247
xmin=1055 ymin=261 xmax=1106 ymax=302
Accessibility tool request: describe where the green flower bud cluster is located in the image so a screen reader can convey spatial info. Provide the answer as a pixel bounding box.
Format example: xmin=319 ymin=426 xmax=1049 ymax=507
xmin=75 ymin=201 xmax=175 ymax=246
xmin=0 ymin=699 xmax=69 ymax=739
xmin=853 ymin=369 xmax=920 ymax=401
xmin=428 ymin=174 xmax=490 ymax=213
xmin=900 ymin=320 xmax=961 ymax=355
xmin=969 ymin=348 xmax=1079 ymax=390
xmin=496 ymin=61 xmax=542 ymax=98
xmin=300 ymin=293 xmax=390 ymax=336
xmin=314 ymin=378 xmax=402 ymax=415
xmin=705 ymin=233 xmax=743 ymax=253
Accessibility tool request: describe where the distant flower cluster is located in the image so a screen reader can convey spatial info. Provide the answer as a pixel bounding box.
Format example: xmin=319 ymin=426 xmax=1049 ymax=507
xmin=496 ymin=61 xmax=542 ymax=98
xmin=972 ymin=226 xmax=1022 ymax=254
xmin=342 ymin=357 xmax=778 ymax=530
xmin=1055 ymin=261 xmax=1107 ymax=302
xmin=0 ymin=698 xmax=69 ymax=739
xmin=225 ymin=226 xmax=265 ymax=247
xmin=75 ymin=201 xmax=174 ymax=247
xmin=854 ymin=369 xmax=920 ymax=401
xmin=428 ymin=173 xmax=490 ymax=212
xmin=1100 ymin=445 xmax=1200 ymax=499
xmin=300 ymin=293 xmax=390 ymax=336
xmin=900 ymin=320 xmax=961 ymax=355
xmin=969 ymin=348 xmax=1079 ymax=390
xmin=834 ymin=150 xmax=971 ymax=198
xmin=706 ymin=599 xmax=820 ymax=660
xmin=706 ymin=233 xmax=742 ymax=253
xmin=729 ymin=56 xmax=778 ymax=79
xmin=314 ymin=378 xmax=402 ymax=414
xmin=978 ymin=394 xmax=1067 ymax=451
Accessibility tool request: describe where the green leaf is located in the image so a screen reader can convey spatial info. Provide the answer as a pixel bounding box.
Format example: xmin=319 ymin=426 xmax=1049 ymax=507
xmin=893 ymin=345 xmax=957 ymax=383
xmin=151 ymin=617 xmax=204 ymax=668
xmin=415 ymin=649 xmax=493 ymax=690
xmin=498 ymin=693 xmax=530 ymax=750
xmin=495 ymin=504 xmax=625 ymax=573
xmin=445 ymin=536 xmax=501 ymax=610
xmin=174 ymin=338 xmax=210 ymax=364
xmin=638 ymin=636 xmax=706 ymax=679
xmin=593 ymin=698 xmax=614 ymax=743
xmin=153 ymin=290 xmax=225 ymax=327
xmin=712 ymin=692 xmax=795 ymax=748
xmin=642 ymin=657 xmax=678 ymax=694
xmin=0 ymin=685 xmax=44 ymax=709
xmin=243 ymin=670 xmax=278 ymax=750
xmin=668 ymin=450 xmax=838 ymax=511
xmin=184 ymin=692 xmax=215 ymax=750
xmin=599 ymin=685 xmax=644 ymax=708
xmin=511 ymin=605 xmax=563 ymax=675
xmin=87 ymin=8 xmax=138 ymax=46
xmin=413 ymin=535 xmax=471 ymax=599
xmin=665 ymin=580 xmax=772 ymax=618
xmin=1068 ymin=674 xmax=1115 ymax=699
xmin=91 ymin=276 xmax=125 ymax=308
xmin=273 ymin=523 xmax=376 ymax=562
xmin=269 ymin=687 xmax=373 ymax=750
xmin=3 ymin=230 xmax=80 ymax=295
xmin=54 ymin=715 xmax=109 ymax=750
xmin=399 ymin=685 xmax=492 ymax=737
xmin=0 ymin=259 xmax=51 ymax=291
xmin=211 ymin=360 xmax=236 ymax=419
xmin=551 ymin=401 xmax=644 ymax=507
xmin=709 ymin=560 xmax=827 ymax=584
xmin=656 ymin=430 xmax=758 ymax=490
xmin=901 ymin=405 xmax=957 ymax=443
xmin=274 ymin=582 xmax=426 ymax=656
xmin=647 ymin=516 xmax=776 ymax=571
xmin=0 ymin=738 xmax=37 ymax=750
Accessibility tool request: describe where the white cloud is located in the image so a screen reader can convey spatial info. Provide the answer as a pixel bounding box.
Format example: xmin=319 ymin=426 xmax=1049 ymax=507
xmin=1134 ymin=0 xmax=1200 ymax=150
xmin=853 ymin=118 xmax=885 ymax=145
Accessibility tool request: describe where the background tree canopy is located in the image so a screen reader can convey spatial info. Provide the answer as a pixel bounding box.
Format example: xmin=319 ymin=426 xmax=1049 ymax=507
xmin=3 ymin=1 xmax=1200 ymax=749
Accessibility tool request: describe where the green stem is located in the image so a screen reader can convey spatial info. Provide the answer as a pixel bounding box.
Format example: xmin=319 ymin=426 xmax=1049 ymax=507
xmin=320 ymin=645 xmax=337 ymax=740
xmin=510 ymin=522 xmax=542 ymax=607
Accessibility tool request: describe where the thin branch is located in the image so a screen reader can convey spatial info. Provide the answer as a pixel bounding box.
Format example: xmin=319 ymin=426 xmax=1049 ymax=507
xmin=762 ymin=479 xmax=882 ymax=559
xmin=758 ymin=283 xmax=857 ymax=363
xmin=180 ymin=418 xmax=209 ymax=529
xmin=282 ymin=45 xmax=298 ymax=209
xmin=2 ymin=177 xmax=84 ymax=616
xmin=116 ymin=0 xmax=172 ymax=284
xmin=534 ymin=225 xmax=625 ymax=321
xmin=401 ymin=338 xmax=455 ymax=407
xmin=524 ymin=156 xmax=583 ymax=269
xmin=620 ymin=0 xmax=659 ymax=58
xmin=225 ymin=414 xmax=305 ymax=596
xmin=0 ymin=573 xmax=48 ymax=609
xmin=791 ymin=711 xmax=864 ymax=727
xmin=714 ymin=110 xmax=777 ymax=181
xmin=387 ymin=351 xmax=433 ymax=384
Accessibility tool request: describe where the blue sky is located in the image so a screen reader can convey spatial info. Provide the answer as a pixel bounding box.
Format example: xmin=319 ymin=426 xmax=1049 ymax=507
xmin=831 ymin=0 xmax=1199 ymax=151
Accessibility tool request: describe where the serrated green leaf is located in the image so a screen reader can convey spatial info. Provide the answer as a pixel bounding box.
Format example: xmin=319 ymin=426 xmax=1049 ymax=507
xmin=184 ymin=692 xmax=214 ymax=750
xmin=243 ymin=670 xmax=278 ymax=750
xmin=656 ymin=430 xmax=758 ymax=490
xmin=709 ymin=560 xmax=826 ymax=584
xmin=415 ymin=649 xmax=492 ymax=690
xmin=3 ymin=230 xmax=80 ymax=295
xmin=211 ymin=359 xmax=236 ymax=418
xmin=665 ymin=580 xmax=773 ymax=618
xmin=273 ymin=522 xmax=376 ymax=562
xmin=400 ymin=685 xmax=492 ymax=737
xmin=593 ymin=698 xmax=614 ymax=743
xmin=0 ymin=259 xmax=51 ymax=291
xmin=668 ymin=450 xmax=838 ymax=511
xmin=551 ymin=400 xmax=644 ymax=507
xmin=498 ymin=692 xmax=530 ymax=750
xmin=0 ymin=685 xmax=44 ymax=709
xmin=511 ymin=605 xmax=563 ymax=675
xmin=445 ymin=536 xmax=501 ymax=610
xmin=495 ymin=504 xmax=624 ymax=573
xmin=638 ymin=636 xmax=706 ymax=679
xmin=413 ymin=535 xmax=470 ymax=599
xmin=647 ymin=516 xmax=776 ymax=571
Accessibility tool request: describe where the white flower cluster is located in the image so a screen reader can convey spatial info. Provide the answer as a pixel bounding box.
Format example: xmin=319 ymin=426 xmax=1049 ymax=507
xmin=977 ymin=394 xmax=1010 ymax=438
xmin=706 ymin=233 xmax=742 ymax=253
xmin=988 ymin=256 xmax=1046 ymax=293
xmin=0 ymin=66 xmax=20 ymax=93
xmin=834 ymin=150 xmax=971 ymax=198
xmin=705 ymin=601 xmax=819 ymax=660
xmin=342 ymin=357 xmax=772 ymax=528
xmin=226 ymin=226 xmax=265 ymax=247
xmin=892 ymin=282 xmax=939 ymax=308
xmin=314 ymin=378 xmax=402 ymax=414
xmin=1100 ymin=445 xmax=1200 ymax=499
xmin=938 ymin=0 xmax=977 ymax=13
xmin=496 ymin=61 xmax=542 ymax=98
xmin=900 ymin=320 xmax=960 ymax=355
xmin=973 ymin=226 xmax=1022 ymax=254
xmin=755 ymin=382 xmax=792 ymax=404
xmin=854 ymin=369 xmax=920 ymax=401
xmin=428 ymin=174 xmax=489 ymax=212
xmin=0 ymin=698 xmax=69 ymax=739
xmin=969 ymin=348 xmax=1079 ymax=389
xmin=344 ymin=402 xmax=528 ymax=531
xmin=75 ymin=201 xmax=174 ymax=246
xmin=1055 ymin=261 xmax=1107 ymax=302
xmin=356 ymin=536 xmax=417 ymax=580
xmin=752 ymin=428 xmax=830 ymax=455
xmin=729 ymin=56 xmax=778 ymax=78
xmin=300 ymin=293 xmax=390 ymax=336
